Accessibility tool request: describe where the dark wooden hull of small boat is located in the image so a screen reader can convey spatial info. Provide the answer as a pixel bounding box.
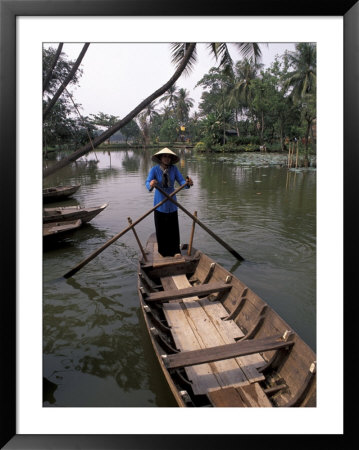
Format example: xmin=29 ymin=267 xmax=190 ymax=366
xmin=43 ymin=203 xmax=108 ymax=223
xmin=43 ymin=185 xmax=81 ymax=202
xmin=138 ymin=234 xmax=316 ymax=408
xmin=43 ymin=219 xmax=82 ymax=238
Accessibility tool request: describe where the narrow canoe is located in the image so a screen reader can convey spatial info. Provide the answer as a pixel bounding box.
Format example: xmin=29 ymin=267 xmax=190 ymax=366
xmin=43 ymin=203 xmax=108 ymax=223
xmin=43 ymin=184 xmax=81 ymax=201
xmin=138 ymin=234 xmax=316 ymax=408
xmin=43 ymin=219 xmax=82 ymax=238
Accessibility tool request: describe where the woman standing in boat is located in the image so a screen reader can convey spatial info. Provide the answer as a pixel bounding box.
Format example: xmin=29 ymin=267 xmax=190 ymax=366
xmin=146 ymin=148 xmax=193 ymax=257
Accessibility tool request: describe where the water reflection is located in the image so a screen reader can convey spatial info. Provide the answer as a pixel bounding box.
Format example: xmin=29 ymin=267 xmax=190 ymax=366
xmin=43 ymin=154 xmax=121 ymax=189
xmin=43 ymin=148 xmax=316 ymax=406
xmin=44 ymin=273 xmax=153 ymax=406
xmin=122 ymin=150 xmax=141 ymax=173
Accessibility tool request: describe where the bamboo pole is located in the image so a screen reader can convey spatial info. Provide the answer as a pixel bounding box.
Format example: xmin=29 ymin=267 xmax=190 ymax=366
xmin=187 ymin=211 xmax=197 ymax=256
xmin=295 ymin=141 xmax=299 ymax=168
xmin=287 ymin=144 xmax=291 ymax=168
xmin=128 ymin=217 xmax=147 ymax=262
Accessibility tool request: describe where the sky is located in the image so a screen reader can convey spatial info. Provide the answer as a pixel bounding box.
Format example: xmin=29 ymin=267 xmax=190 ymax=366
xmin=44 ymin=42 xmax=296 ymax=119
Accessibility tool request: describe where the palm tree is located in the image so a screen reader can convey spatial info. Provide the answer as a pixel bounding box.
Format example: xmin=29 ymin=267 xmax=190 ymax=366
xmin=144 ymin=102 xmax=159 ymax=122
xmin=137 ymin=111 xmax=151 ymax=148
xmin=223 ymin=59 xmax=263 ymax=137
xmin=175 ymin=88 xmax=194 ymax=124
xmin=43 ymin=43 xmax=90 ymax=120
xmin=159 ymin=84 xmax=179 ymax=109
xmin=159 ymin=104 xmax=173 ymax=120
xmin=137 ymin=102 xmax=159 ymax=146
xmin=44 ymin=42 xmax=261 ymax=178
xmin=42 ymin=43 xmax=63 ymax=94
xmin=285 ymin=43 xmax=316 ymax=164
xmin=232 ymin=59 xmax=263 ymax=108
xmin=171 ymin=43 xmax=261 ymax=74
xmin=285 ymin=43 xmax=316 ymax=101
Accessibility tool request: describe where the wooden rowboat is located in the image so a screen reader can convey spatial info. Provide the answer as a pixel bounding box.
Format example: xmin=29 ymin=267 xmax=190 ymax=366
xmin=43 ymin=203 xmax=108 ymax=223
xmin=43 ymin=184 xmax=81 ymax=202
xmin=138 ymin=234 xmax=316 ymax=407
xmin=43 ymin=219 xmax=82 ymax=238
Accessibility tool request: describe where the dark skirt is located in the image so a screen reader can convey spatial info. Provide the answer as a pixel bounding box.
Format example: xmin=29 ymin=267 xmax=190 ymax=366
xmin=154 ymin=210 xmax=181 ymax=257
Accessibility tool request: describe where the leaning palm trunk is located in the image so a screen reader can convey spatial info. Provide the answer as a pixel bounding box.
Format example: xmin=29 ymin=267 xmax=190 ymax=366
xmin=43 ymin=43 xmax=90 ymax=120
xmin=43 ymin=43 xmax=196 ymax=178
xmin=43 ymin=43 xmax=63 ymax=94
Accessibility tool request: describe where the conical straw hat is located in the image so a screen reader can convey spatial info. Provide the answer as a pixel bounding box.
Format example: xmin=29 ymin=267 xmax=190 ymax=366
xmin=152 ymin=147 xmax=179 ymax=164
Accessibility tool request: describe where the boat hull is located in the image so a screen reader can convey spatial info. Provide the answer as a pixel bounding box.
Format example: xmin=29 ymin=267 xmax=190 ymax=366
xmin=43 ymin=203 xmax=108 ymax=223
xmin=138 ymin=234 xmax=316 ymax=408
xmin=43 ymin=219 xmax=82 ymax=238
xmin=43 ymin=184 xmax=81 ymax=202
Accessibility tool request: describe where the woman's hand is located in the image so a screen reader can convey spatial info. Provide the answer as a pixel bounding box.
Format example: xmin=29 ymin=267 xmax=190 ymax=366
xmin=186 ymin=177 xmax=194 ymax=187
xmin=150 ymin=179 xmax=157 ymax=188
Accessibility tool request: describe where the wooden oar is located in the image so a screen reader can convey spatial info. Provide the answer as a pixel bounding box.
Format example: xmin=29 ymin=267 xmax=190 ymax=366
xmin=155 ymin=185 xmax=244 ymax=261
xmin=63 ymin=182 xmax=189 ymax=278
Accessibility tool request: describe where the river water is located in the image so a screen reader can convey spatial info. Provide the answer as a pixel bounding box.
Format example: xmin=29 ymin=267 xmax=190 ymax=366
xmin=43 ymin=148 xmax=316 ymax=407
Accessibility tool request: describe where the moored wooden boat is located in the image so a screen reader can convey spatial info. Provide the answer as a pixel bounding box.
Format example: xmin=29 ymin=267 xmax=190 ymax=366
xmin=138 ymin=234 xmax=316 ymax=407
xmin=43 ymin=203 xmax=108 ymax=223
xmin=43 ymin=219 xmax=82 ymax=238
xmin=43 ymin=184 xmax=81 ymax=201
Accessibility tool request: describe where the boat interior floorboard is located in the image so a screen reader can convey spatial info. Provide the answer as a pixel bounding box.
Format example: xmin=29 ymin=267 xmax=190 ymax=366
xmin=207 ymin=384 xmax=272 ymax=407
xmin=161 ymin=273 xmax=267 ymax=396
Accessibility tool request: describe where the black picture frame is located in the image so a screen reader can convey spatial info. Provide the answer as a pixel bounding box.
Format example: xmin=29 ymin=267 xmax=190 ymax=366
xmin=1 ymin=0 xmax=356 ymax=448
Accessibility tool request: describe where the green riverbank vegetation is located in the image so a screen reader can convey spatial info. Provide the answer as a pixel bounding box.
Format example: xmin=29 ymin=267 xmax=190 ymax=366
xmin=43 ymin=43 xmax=316 ymax=171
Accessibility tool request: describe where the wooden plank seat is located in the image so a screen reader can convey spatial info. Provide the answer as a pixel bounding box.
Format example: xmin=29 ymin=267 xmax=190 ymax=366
xmin=162 ymin=334 xmax=294 ymax=370
xmin=142 ymin=241 xmax=198 ymax=268
xmin=141 ymin=256 xmax=187 ymax=270
xmin=144 ymin=282 xmax=232 ymax=303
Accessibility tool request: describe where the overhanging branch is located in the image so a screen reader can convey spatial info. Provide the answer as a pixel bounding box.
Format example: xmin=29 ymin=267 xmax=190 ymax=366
xmin=43 ymin=43 xmax=196 ymax=179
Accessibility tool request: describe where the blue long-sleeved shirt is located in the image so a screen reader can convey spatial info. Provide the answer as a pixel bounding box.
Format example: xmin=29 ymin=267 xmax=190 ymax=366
xmin=145 ymin=165 xmax=189 ymax=213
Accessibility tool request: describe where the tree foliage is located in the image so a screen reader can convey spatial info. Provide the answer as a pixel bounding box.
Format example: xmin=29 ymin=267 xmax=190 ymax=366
xmin=42 ymin=46 xmax=94 ymax=150
xmin=192 ymin=44 xmax=316 ymax=152
xmin=43 ymin=43 xmax=197 ymax=177
xmin=42 ymin=42 xmax=317 ymax=176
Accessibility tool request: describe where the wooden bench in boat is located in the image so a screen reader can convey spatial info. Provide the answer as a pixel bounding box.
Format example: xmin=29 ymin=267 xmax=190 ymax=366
xmin=142 ymin=240 xmax=188 ymax=268
xmin=140 ymin=242 xmax=200 ymax=277
xmin=162 ymin=334 xmax=294 ymax=369
xmin=144 ymin=282 xmax=232 ymax=303
xmin=161 ymin=274 xmax=270 ymax=402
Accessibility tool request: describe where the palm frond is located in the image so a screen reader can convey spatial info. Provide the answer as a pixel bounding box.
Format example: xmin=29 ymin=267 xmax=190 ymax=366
xmin=207 ymin=43 xmax=233 ymax=69
xmin=170 ymin=43 xmax=198 ymax=75
xmin=232 ymin=43 xmax=262 ymax=63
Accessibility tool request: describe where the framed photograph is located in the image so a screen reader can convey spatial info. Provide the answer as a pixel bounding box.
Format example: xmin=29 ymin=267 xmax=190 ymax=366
xmin=1 ymin=0 xmax=356 ymax=448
